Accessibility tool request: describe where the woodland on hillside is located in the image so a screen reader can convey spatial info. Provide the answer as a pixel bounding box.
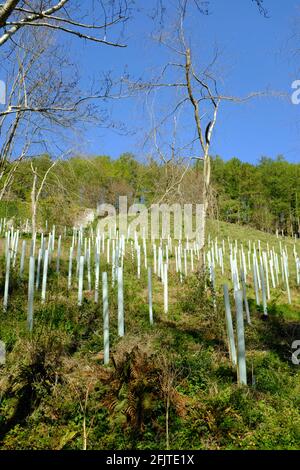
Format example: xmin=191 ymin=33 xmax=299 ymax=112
xmin=1 ymin=154 xmax=299 ymax=235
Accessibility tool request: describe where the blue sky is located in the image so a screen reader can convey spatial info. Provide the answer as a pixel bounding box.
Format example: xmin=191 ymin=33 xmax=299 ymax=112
xmin=66 ymin=0 xmax=300 ymax=164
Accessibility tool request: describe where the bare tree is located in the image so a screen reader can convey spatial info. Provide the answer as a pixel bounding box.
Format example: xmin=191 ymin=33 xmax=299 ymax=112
xmin=130 ymin=1 xmax=265 ymax=250
xmin=0 ymin=29 xmax=50 ymax=192
xmin=0 ymin=1 xmax=131 ymax=202
xmin=0 ymin=30 xmax=67 ymax=197
xmin=30 ymin=158 xmax=57 ymax=234
xmin=0 ymin=20 xmax=127 ymax=201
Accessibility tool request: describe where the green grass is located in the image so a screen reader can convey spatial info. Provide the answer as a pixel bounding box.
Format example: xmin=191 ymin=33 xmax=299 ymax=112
xmin=0 ymin=219 xmax=299 ymax=450
xmin=206 ymin=219 xmax=300 ymax=319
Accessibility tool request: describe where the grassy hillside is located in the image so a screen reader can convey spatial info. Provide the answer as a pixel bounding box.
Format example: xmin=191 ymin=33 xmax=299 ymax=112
xmin=207 ymin=220 xmax=300 ymax=316
xmin=0 ymin=220 xmax=299 ymax=450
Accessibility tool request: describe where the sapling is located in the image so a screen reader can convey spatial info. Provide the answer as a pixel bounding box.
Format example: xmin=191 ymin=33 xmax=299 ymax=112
xmin=41 ymin=249 xmax=49 ymax=304
xmin=234 ymin=289 xmax=247 ymax=386
xmin=223 ymin=284 xmax=237 ymax=367
xmin=27 ymin=256 xmax=35 ymax=332
xmin=117 ymin=266 xmax=124 ymax=336
xmin=102 ymin=272 xmax=109 ymax=365
xmin=3 ymin=250 xmax=11 ymax=312
xmin=78 ymin=255 xmax=85 ymax=306
xmin=148 ymin=266 xmax=153 ymax=325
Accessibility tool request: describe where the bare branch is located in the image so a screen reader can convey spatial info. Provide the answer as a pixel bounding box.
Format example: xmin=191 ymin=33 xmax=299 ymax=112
xmin=5 ymin=20 xmax=127 ymax=47
xmin=0 ymin=0 xmax=20 ymax=27
xmin=0 ymin=0 xmax=129 ymax=47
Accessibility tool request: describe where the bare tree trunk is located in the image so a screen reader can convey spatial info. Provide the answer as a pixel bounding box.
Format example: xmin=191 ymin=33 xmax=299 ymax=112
xmin=30 ymin=160 xmax=57 ymax=235
xmin=184 ymin=46 xmax=218 ymax=252
xmin=200 ymin=155 xmax=211 ymax=249
xmin=31 ymin=167 xmax=37 ymax=235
